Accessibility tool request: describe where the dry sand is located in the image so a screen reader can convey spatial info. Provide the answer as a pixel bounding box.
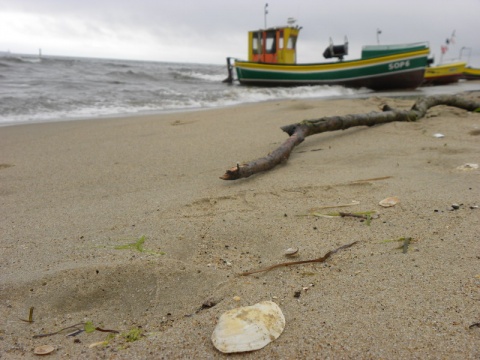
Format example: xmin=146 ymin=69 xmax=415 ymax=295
xmin=1 ymin=92 xmax=479 ymax=359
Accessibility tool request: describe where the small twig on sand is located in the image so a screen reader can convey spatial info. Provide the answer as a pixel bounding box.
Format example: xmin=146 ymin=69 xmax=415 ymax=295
xmin=33 ymin=323 xmax=85 ymax=338
xmin=239 ymin=241 xmax=358 ymax=276
xmin=33 ymin=322 xmax=118 ymax=338
xmin=339 ymin=212 xmax=369 ymax=219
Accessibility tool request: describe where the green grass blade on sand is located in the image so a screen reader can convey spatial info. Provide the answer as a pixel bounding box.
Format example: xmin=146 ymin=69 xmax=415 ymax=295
xmin=114 ymin=235 xmax=165 ymax=255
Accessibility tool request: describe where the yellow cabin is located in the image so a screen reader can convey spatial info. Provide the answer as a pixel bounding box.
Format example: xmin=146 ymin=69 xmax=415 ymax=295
xmin=248 ymin=26 xmax=301 ymax=64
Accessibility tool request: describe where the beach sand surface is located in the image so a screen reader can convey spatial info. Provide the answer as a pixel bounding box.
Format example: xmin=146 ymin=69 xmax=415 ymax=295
xmin=1 ymin=92 xmax=480 ymax=358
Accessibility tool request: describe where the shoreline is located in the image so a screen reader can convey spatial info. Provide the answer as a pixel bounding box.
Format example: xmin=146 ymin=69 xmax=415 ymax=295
xmin=1 ymin=93 xmax=479 ymax=358
xmin=2 ymin=80 xmax=480 ymax=128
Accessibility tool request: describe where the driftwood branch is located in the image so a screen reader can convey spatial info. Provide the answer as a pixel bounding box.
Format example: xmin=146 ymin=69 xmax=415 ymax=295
xmin=220 ymin=95 xmax=480 ymax=180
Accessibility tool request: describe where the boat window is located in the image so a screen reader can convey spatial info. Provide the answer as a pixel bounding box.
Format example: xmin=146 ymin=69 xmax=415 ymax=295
xmin=265 ymin=31 xmax=276 ymax=54
xmin=252 ymin=32 xmax=262 ymax=54
xmin=287 ymin=36 xmax=297 ymax=50
xmin=279 ymin=31 xmax=284 ymax=49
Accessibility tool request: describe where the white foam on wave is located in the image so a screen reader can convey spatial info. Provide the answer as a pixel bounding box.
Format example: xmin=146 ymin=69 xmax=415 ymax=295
xmin=178 ymin=70 xmax=226 ymax=82
xmin=209 ymin=84 xmax=372 ymax=108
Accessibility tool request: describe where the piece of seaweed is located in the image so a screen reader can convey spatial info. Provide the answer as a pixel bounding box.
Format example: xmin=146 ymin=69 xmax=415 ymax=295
xmin=382 ymin=237 xmax=415 ymax=253
xmin=19 ymin=307 xmax=34 ymax=323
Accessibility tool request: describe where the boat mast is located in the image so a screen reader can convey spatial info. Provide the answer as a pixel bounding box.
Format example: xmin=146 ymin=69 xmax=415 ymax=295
xmin=264 ymin=3 xmax=268 ymax=28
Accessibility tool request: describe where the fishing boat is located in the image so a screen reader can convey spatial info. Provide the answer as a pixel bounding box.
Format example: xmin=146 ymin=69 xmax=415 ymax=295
xmin=224 ymin=23 xmax=430 ymax=90
xmin=423 ymin=61 xmax=467 ymax=85
xmin=462 ymin=66 xmax=480 ymax=80
xmin=458 ymin=46 xmax=480 ymax=80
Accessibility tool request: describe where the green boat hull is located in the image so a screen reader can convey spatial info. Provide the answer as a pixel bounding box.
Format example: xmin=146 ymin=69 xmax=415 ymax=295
xmin=234 ymin=45 xmax=430 ymax=90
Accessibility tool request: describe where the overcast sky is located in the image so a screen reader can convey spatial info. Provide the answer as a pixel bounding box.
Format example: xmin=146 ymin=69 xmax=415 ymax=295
xmin=1 ymin=0 xmax=479 ymax=66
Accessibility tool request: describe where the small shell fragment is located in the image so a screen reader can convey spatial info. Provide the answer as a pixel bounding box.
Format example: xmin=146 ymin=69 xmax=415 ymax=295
xmin=211 ymin=301 xmax=285 ymax=353
xmin=34 ymin=345 xmax=55 ymax=355
xmin=456 ymin=163 xmax=478 ymax=171
xmin=88 ymin=341 xmax=108 ymax=348
xmin=379 ymin=196 xmax=400 ymax=207
xmin=284 ymin=247 xmax=299 ymax=256
xmin=433 ymin=133 xmax=445 ymax=138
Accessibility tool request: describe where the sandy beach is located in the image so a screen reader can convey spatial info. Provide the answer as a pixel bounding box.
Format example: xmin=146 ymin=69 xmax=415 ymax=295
xmin=1 ymin=91 xmax=479 ymax=358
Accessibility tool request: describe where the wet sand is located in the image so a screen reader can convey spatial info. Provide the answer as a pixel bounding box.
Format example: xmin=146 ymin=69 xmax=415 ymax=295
xmin=1 ymin=92 xmax=479 ymax=358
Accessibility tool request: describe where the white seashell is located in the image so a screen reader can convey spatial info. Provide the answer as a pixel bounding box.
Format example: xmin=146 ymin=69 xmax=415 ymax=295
xmin=284 ymin=247 xmax=299 ymax=256
xmin=211 ymin=301 xmax=285 ymax=353
xmin=379 ymin=196 xmax=400 ymax=207
xmin=34 ymin=345 xmax=55 ymax=355
xmin=433 ymin=133 xmax=445 ymax=138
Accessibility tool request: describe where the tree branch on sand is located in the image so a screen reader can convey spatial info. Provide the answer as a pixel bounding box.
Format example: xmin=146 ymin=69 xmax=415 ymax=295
xmin=220 ymin=95 xmax=480 ymax=181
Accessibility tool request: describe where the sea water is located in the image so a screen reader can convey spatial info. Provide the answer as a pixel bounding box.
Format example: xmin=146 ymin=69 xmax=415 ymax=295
xmin=1 ymin=53 xmax=479 ymax=126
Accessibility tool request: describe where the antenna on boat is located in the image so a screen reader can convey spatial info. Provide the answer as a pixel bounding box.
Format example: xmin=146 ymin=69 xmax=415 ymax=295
xmin=376 ymin=28 xmax=382 ymax=44
xmin=264 ymin=3 xmax=268 ymax=28
xmin=460 ymin=46 xmax=471 ymax=63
